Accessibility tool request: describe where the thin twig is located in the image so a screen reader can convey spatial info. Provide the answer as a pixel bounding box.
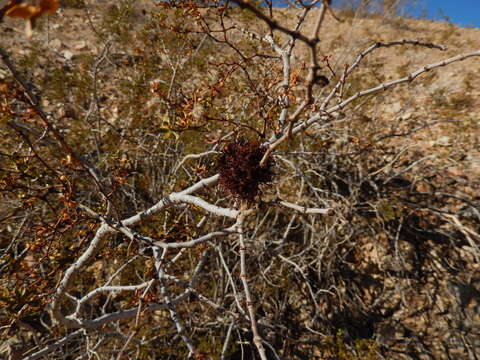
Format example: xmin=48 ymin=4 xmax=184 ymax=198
xmin=237 ymin=204 xmax=268 ymax=360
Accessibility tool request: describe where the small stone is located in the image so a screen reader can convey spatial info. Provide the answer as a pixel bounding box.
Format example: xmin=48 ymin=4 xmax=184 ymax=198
xmin=62 ymin=50 xmax=74 ymax=60
xmin=49 ymin=38 xmax=62 ymax=50
xmin=446 ymin=167 xmax=466 ymax=178
xmin=391 ymin=101 xmax=402 ymax=114
xmin=74 ymin=40 xmax=87 ymax=50
xmin=429 ymin=136 xmax=451 ymax=147
xmin=400 ymin=111 xmax=412 ymax=121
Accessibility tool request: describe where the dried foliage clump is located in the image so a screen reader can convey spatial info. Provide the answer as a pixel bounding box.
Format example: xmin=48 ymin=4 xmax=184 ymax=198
xmin=218 ymin=138 xmax=274 ymax=201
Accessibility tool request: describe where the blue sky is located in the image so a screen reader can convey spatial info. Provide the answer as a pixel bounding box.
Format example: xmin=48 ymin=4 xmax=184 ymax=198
xmin=407 ymin=0 xmax=480 ymax=28
xmin=271 ymin=1 xmax=480 ymax=28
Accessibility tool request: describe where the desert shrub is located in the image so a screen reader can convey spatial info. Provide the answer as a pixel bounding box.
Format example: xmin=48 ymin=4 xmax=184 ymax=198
xmin=0 ymin=1 xmax=479 ymax=360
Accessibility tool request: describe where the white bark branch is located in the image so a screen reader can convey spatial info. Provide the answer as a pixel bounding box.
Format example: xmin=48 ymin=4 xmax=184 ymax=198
xmin=53 ymin=175 xmax=225 ymax=328
xmin=292 ymin=49 xmax=480 ymax=137
xmin=155 ymin=247 xmax=196 ymax=356
xmin=278 ymin=200 xmax=331 ymax=215
xmin=321 ymin=39 xmax=447 ymax=111
xmin=237 ymin=206 xmax=268 ymax=360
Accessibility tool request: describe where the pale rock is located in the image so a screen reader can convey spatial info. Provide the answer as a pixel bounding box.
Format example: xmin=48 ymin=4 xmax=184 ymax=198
xmin=62 ymin=50 xmax=74 ymax=60
xmin=428 ymin=136 xmax=451 ymax=147
xmin=390 ymin=101 xmax=402 ymax=114
xmin=446 ymin=167 xmax=466 ymax=178
xmin=74 ymin=40 xmax=87 ymax=50
xmin=49 ymin=38 xmax=62 ymax=50
xmin=399 ymin=110 xmax=413 ymax=121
